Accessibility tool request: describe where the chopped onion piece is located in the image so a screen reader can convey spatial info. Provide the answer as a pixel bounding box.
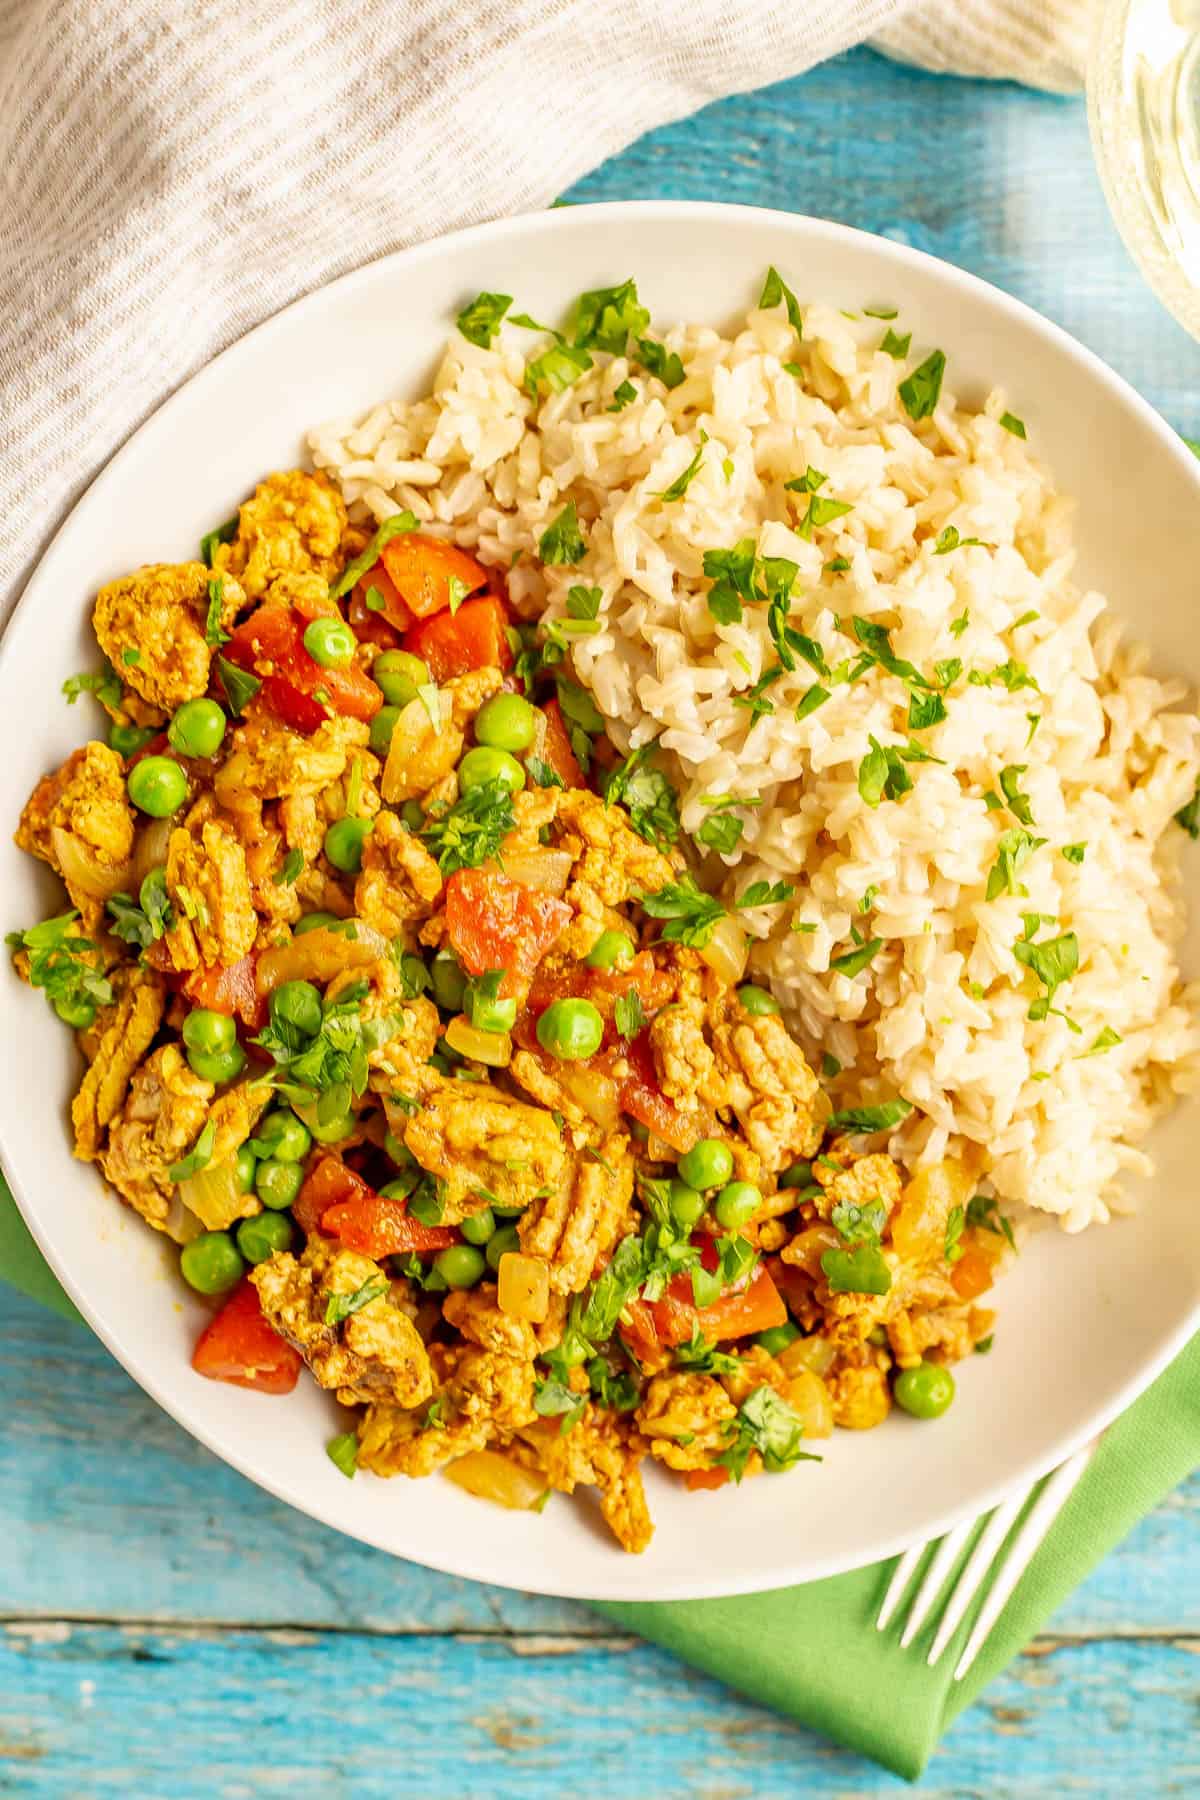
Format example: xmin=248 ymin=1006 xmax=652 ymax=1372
xmin=496 ymin=1251 xmax=550 ymax=1323
xmin=50 ymin=826 xmax=133 ymax=901
xmin=700 ymin=913 xmax=748 ymax=985
xmin=445 ymin=1016 xmax=512 ymax=1067
xmin=554 ymin=1062 xmax=620 ymax=1130
xmin=255 ymin=920 xmax=390 ymax=994
xmin=443 ymin=1449 xmax=548 ymax=1512
xmin=497 ymin=848 xmax=573 ymax=896
xmin=174 ymin=1161 xmax=249 ymax=1234
xmin=132 ymin=817 xmax=173 ymax=885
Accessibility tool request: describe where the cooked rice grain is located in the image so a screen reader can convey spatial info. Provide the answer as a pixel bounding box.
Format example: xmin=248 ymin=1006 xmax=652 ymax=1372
xmin=309 ymin=301 xmax=1200 ymax=1230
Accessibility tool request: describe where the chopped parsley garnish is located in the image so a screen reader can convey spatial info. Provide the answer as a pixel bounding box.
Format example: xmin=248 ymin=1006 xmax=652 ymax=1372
xmin=121 ymin=647 xmax=141 ymax=667
xmin=880 ymin=328 xmax=912 ymax=359
xmin=898 ymin=349 xmax=946 ymax=421
xmin=325 ymin=1274 xmax=388 ymax=1326
xmin=851 ymin=616 xmax=931 ymax=690
xmin=696 ymin=799 xmax=746 ymax=854
xmin=272 ymin=848 xmax=305 ymax=888
xmin=821 ymin=1052 xmax=842 ymax=1079
xmin=933 ymin=526 xmax=984 ymax=555
xmin=1061 ymin=843 xmax=1087 ymax=864
xmin=966 ymin=1192 xmax=1016 ymax=1251
xmin=944 ymin=1205 xmax=965 ymax=1264
xmin=865 ymin=305 xmax=898 ymax=320
xmin=9 ymin=912 xmax=115 ymax=1027
xmin=543 ymin=583 xmax=603 ymax=649
xmin=718 ymin=1385 xmax=819 ymax=1483
xmin=820 ymin=1242 xmax=891 ymax=1295
xmin=167 ymin=1119 xmax=217 ymax=1183
xmin=555 ymin=676 xmax=604 ymax=773
xmin=106 ymin=869 xmax=174 ymax=949
xmin=828 ymin=937 xmax=883 ymax=978
xmin=702 ymin=537 xmax=758 ymax=625
xmin=326 ymin=1432 xmax=358 ymax=1479
xmin=654 ymin=433 xmax=707 ymax=502
xmin=949 ymin=609 xmax=970 ymax=638
xmin=986 ymin=827 xmax=1046 ymax=901
xmin=795 ymin=684 xmax=830 ymax=722
xmin=975 ymin=1335 xmax=995 ymax=1355
xmin=63 ymin=662 xmax=122 ymax=711
xmin=330 ymin=511 xmax=419 ymax=600
xmin=538 ymin=501 xmax=586 ymax=566
xmin=674 ymin=1332 xmax=740 ymax=1377
xmin=857 ymin=737 xmax=917 ymax=807
xmin=525 ymin=342 xmax=594 ymax=399
xmin=613 ymin=990 xmax=645 ymax=1041
xmin=732 ymin=665 xmax=784 ymax=724
xmin=999 ymin=411 xmax=1027 ymax=438
xmin=1083 ymin=1025 xmax=1122 ymax=1056
xmin=830 ymin=1198 xmax=887 ymax=1245
xmin=1013 ymin=926 xmax=1078 ymax=1019
xmin=255 ymin=985 xmax=402 ymax=1119
xmin=608 ymin=379 xmax=638 ymax=412
xmin=1012 ymin=610 xmax=1040 ymax=630
xmin=570 ymin=280 xmax=650 ymax=352
xmin=758 ymin=266 xmax=804 ymax=335
xmin=1174 ymin=780 xmax=1200 ymax=839
xmin=640 ymin=877 xmax=727 ymax=949
xmin=601 ymin=744 xmax=679 ymax=852
xmin=907 ymin=690 xmax=947 ymax=732
xmin=200 ymin=515 xmax=238 ymax=567
xmin=526 ymin=756 xmax=565 ymax=790
xmin=970 ymin=659 xmax=1039 ymax=695
xmin=446 ymin=574 xmax=471 ymax=617
xmin=828 ymin=1098 xmax=912 ymax=1132
xmin=204 ymin=577 xmax=230 ymax=648
xmin=796 ymin=490 xmax=853 ymax=541
xmin=421 ymin=779 xmax=516 ymax=875
xmin=738 ymin=879 xmax=794 ymax=910
xmin=364 ymin=585 xmax=387 ymax=612
xmin=586 ymin=1357 xmax=639 ymax=1412
xmin=455 ymin=290 xmax=513 ymax=347
xmin=217 ymin=656 xmax=262 ymax=717
xmin=998 ymin=764 xmax=1035 ymax=826
xmin=634 ymin=337 xmax=685 ymax=389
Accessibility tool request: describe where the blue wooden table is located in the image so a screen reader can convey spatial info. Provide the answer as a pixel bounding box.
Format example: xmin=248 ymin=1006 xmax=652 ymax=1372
xmin=4 ymin=47 xmax=1198 ymax=1797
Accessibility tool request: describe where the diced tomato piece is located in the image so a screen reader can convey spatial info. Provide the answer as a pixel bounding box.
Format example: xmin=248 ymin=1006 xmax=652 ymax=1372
xmin=322 ymin=1197 xmax=459 ymax=1259
xmin=379 ymin=533 xmax=489 ymax=620
xmin=444 ymin=868 xmax=571 ymax=994
xmin=349 ymin=572 xmax=415 ymax=644
xmin=650 ymin=1262 xmax=788 ymax=1348
xmin=618 ymin=1027 xmax=705 ymax=1154
xmin=618 ymin=1297 xmax=661 ymax=1365
xmin=766 ymin=1254 xmax=812 ymax=1322
xmin=951 ymin=1243 xmax=995 ymax=1301
xmin=540 ymin=698 xmax=585 ymax=787
xmin=685 ymin=1466 xmax=731 ymax=1492
xmin=292 ymin=1155 xmax=370 ymax=1239
xmin=181 ymin=954 xmax=265 ymax=1031
xmin=191 ymin=1279 xmax=302 ymax=1395
xmin=126 ymin=731 xmax=169 ymax=768
xmin=225 ymin=606 xmax=382 ymax=730
xmin=405 ymin=594 xmax=512 ymax=684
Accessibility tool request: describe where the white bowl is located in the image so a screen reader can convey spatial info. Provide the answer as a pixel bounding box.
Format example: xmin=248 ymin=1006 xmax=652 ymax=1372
xmin=3 ymin=202 xmax=1199 ymax=1602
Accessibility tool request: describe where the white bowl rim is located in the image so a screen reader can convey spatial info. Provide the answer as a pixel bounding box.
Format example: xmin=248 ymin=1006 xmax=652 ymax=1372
xmin=3 ymin=198 xmax=1198 ymax=1601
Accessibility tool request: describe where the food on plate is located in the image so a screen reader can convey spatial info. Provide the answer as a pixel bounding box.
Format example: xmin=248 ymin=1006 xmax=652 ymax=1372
xmin=10 ymin=460 xmax=998 ymax=1554
xmin=310 ymin=272 xmax=1200 ymax=1232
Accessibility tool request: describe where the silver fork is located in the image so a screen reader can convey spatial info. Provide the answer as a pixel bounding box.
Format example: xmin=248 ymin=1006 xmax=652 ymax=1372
xmin=875 ymin=1439 xmax=1099 ymax=1679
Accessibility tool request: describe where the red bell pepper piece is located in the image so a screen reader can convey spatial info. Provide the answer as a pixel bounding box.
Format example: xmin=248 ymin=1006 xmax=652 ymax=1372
xmin=444 ymin=868 xmax=571 ymax=995
xmin=379 ymin=533 xmax=489 ymax=620
xmin=404 ymin=594 xmax=512 ymax=684
xmin=191 ymin=1279 xmax=302 ymax=1395
xmin=181 ymin=953 xmax=265 ymax=1031
xmin=685 ymin=1467 xmax=731 ymax=1491
xmin=224 ymin=606 xmax=382 ymax=730
xmin=321 ymin=1197 xmax=459 ymax=1259
xmin=540 ymin=697 xmax=585 ymax=787
xmin=617 ymin=1027 xmax=701 ymax=1154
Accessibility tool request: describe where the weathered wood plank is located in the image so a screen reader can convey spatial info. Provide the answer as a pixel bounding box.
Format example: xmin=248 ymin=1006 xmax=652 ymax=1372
xmin=1 ymin=1624 xmax=1197 ymax=1799
xmin=2 ymin=1291 xmax=1195 ymax=1637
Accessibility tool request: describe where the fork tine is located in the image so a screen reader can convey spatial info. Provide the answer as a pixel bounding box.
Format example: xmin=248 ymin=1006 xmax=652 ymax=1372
xmin=952 ymin=1441 xmax=1097 ymax=1681
xmin=876 ymin=1541 xmax=924 ymax=1630
xmin=897 ymin=1516 xmax=976 ymax=1646
xmin=925 ymin=1487 xmax=1027 ymax=1667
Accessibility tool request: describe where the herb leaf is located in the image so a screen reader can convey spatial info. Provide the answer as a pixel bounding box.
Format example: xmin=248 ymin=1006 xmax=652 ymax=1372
xmin=898 ymin=349 xmax=946 ymax=421
xmin=200 ymin=515 xmax=238 ymax=568
xmin=538 ymin=501 xmax=586 ymax=566
xmin=456 ymin=291 xmax=513 ymax=347
xmin=758 ymin=267 xmax=804 ymax=335
xmin=421 ymin=780 xmax=516 ymax=875
xmin=718 ymin=1384 xmax=818 ymax=1482
xmin=601 ymin=745 xmax=679 ymax=852
xmin=167 ymin=1119 xmax=217 ymax=1183
xmin=828 ymin=1099 xmax=912 ymax=1132
xmin=821 ymin=1243 xmax=891 ymax=1295
xmin=330 ymin=512 xmax=419 ymax=600
xmin=571 ymin=280 xmax=649 ymax=353
xmin=829 ymin=937 xmax=883 ymax=978
xmin=325 ymin=1275 xmax=388 ymax=1326
xmin=640 ymin=877 xmax=728 ymax=949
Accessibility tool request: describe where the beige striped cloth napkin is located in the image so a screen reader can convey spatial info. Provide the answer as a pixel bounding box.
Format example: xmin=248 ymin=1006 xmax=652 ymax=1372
xmin=0 ymin=0 xmax=1089 ymax=613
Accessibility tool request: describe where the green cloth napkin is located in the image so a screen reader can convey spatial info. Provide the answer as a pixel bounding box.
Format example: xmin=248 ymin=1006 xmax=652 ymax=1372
xmin=1 ymin=1172 xmax=1194 ymax=1780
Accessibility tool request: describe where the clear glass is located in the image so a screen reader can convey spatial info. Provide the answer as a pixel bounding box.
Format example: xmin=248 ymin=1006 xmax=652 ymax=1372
xmin=1088 ymin=0 xmax=1200 ymax=339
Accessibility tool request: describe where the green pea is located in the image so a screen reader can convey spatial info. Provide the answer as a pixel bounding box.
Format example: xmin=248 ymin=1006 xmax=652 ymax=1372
xmin=182 ymin=1008 xmax=237 ymax=1058
xmin=180 ymin=1231 xmax=244 ymax=1295
xmin=737 ymin=984 xmax=780 ymax=1016
xmin=713 ymin=1180 xmax=762 ymax=1229
xmin=460 ymin=1207 xmax=496 ymax=1246
xmin=668 ymin=1179 xmax=706 ymax=1227
xmin=485 ymin=1225 xmax=521 ymax=1271
xmin=109 ymin=721 xmax=156 ymax=759
xmin=187 ymin=1043 xmax=247 ymax=1085
xmin=372 ymin=649 xmax=429 ymax=707
xmin=755 ymin=1321 xmax=801 ymax=1356
xmin=294 ymin=911 xmax=339 ymax=936
xmin=303 ymin=616 xmax=357 ymax=667
xmin=306 ymin=1108 xmax=355 ymax=1145
xmin=236 ymin=1211 xmax=295 ymax=1265
xmin=54 ymin=995 xmax=96 ymax=1029
xmin=474 ymin=692 xmax=536 ymax=753
xmin=678 ymin=1137 xmax=735 ymax=1192
xmin=458 ymin=744 xmax=525 ymax=797
xmin=400 ymin=800 xmax=424 ymax=831
xmin=234 ymin=1145 xmax=258 ymax=1194
xmin=778 ymin=1159 xmax=813 ymax=1190
xmin=433 ymin=1244 xmax=486 ymax=1290
xmin=269 ymin=980 xmax=323 ymax=1041
xmin=324 ymin=815 xmax=373 ymax=873
xmin=127 ymin=754 xmax=187 ymax=818
xmin=894 ymin=1363 xmax=955 ymax=1420
xmin=584 ymin=930 xmax=635 ymax=971
xmin=369 ymin=704 xmax=401 ymax=756
xmin=430 ymin=951 xmax=467 ymax=1013
xmin=168 ymin=697 xmax=227 ymax=759
xmin=383 ymin=1130 xmax=413 ymax=1167
xmin=536 ymin=997 xmax=604 ymax=1061
xmin=253 ymin=1110 xmax=312 ymax=1164
xmin=255 ymin=1158 xmax=304 ymax=1212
